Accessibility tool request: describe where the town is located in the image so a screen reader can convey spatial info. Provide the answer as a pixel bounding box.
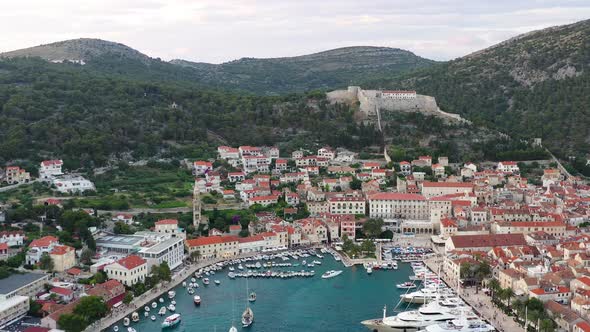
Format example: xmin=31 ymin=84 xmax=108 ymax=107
xmin=0 ymin=137 xmax=589 ymax=332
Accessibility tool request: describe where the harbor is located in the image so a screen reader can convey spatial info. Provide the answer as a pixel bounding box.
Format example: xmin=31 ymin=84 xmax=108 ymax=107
xmin=103 ymin=247 xmax=415 ymax=332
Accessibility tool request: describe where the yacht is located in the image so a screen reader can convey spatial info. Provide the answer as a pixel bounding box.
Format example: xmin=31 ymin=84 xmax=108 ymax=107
xmin=151 ymin=302 xmax=157 ymax=308
xmin=194 ymin=295 xmax=201 ymax=306
xmin=131 ymin=312 xmax=139 ymax=323
xmin=203 ymin=278 xmax=210 ymax=285
xmin=321 ymin=270 xmax=343 ymax=279
xmin=158 ymin=307 xmax=167 ymax=316
xmin=361 ymin=300 xmax=473 ymax=332
xmin=168 ymin=290 xmax=176 ymax=299
xmin=162 ymin=313 xmax=181 ymax=328
xmin=367 ymin=267 xmax=373 ymax=274
xmin=396 ymin=281 xmax=417 ymax=289
xmin=401 ymin=287 xmax=454 ymax=304
xmin=151 ymin=315 xmax=156 ymax=321
xmin=215 ymin=279 xmax=221 ymax=285
xmin=242 ymin=307 xmax=254 ymax=328
xmin=420 ymin=318 xmax=495 ymax=332
xmin=167 ymin=304 xmax=176 ymax=312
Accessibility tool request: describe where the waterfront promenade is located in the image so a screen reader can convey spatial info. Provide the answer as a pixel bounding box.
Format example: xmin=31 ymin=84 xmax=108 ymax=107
xmin=424 ymin=256 xmax=524 ymax=332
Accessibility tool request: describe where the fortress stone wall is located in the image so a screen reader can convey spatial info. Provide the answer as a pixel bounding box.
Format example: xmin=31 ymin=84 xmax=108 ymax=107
xmin=326 ymin=86 xmax=468 ymax=123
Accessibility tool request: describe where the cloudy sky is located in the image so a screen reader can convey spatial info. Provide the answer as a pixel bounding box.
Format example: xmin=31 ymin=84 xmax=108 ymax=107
xmin=2 ymin=0 xmax=589 ymax=63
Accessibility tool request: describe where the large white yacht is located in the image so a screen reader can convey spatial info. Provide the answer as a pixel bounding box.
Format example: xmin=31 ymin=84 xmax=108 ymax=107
xmin=400 ymin=287 xmax=455 ymax=304
xmin=419 ymin=317 xmax=495 ymax=332
xmin=361 ymin=299 xmax=474 ymax=332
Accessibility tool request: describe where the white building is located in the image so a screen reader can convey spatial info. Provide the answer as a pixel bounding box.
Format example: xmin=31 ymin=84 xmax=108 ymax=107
xmin=154 ymin=219 xmax=186 ymax=239
xmin=0 ymin=231 xmax=24 ymax=247
xmin=328 ymin=197 xmax=366 ymax=215
xmin=138 ymin=236 xmax=184 ymax=270
xmin=242 ymin=156 xmax=271 ymax=174
xmin=193 ymin=161 xmax=213 ymax=175
xmin=368 ymin=193 xmax=429 ymax=220
xmin=26 ymin=236 xmax=59 ymax=265
xmin=39 ymin=160 xmax=63 ymax=180
xmin=497 ymin=161 xmax=520 ymax=173
xmin=0 ymin=295 xmax=29 ymax=327
xmin=52 ymin=175 xmax=95 ymax=193
xmin=104 ymin=255 xmax=148 ymax=287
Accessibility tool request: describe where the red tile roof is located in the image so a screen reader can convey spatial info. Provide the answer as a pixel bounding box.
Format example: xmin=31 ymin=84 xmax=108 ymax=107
xmin=185 ymin=236 xmax=238 ymax=247
xmin=155 ymin=219 xmax=178 ymax=225
xmin=450 ymin=234 xmax=527 ymax=249
xmin=0 ymin=243 xmax=8 ymax=251
xmin=50 ymin=245 xmax=74 ymax=256
xmin=115 ymin=255 xmax=146 ymax=270
xmin=50 ymin=287 xmax=74 ymax=296
xmin=422 ymin=181 xmax=473 ymax=188
xmin=66 ymin=267 xmax=82 ymax=275
xmin=576 ymin=321 xmax=590 ymax=332
xmin=29 ymin=236 xmax=58 ymax=248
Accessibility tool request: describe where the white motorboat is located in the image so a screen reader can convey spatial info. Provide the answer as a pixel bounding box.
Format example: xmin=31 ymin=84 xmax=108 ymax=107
xmin=151 ymin=302 xmax=157 ymax=308
xmin=123 ymin=317 xmax=130 ymax=326
xmin=367 ymin=267 xmax=373 ymax=274
xmin=159 ymin=297 xmax=164 ymax=303
xmin=396 ymin=282 xmax=417 ymax=289
xmin=228 ymin=272 xmax=236 ymax=279
xmin=194 ymin=295 xmax=201 ymax=305
xmin=131 ymin=312 xmax=139 ymax=322
xmin=113 ymin=326 xmax=119 ymax=332
xmin=151 ymin=315 xmax=156 ymax=321
xmin=321 ymin=270 xmax=343 ymax=279
xmin=229 ymin=326 xmax=238 ymax=332
xmin=203 ymin=278 xmax=210 ymax=285
xmin=144 ymin=311 xmax=149 ymax=317
xmin=215 ymin=279 xmax=221 ymax=285
xmin=248 ymin=292 xmax=256 ymax=302
xmin=168 ymin=304 xmax=176 ymax=312
xmin=144 ymin=306 xmax=150 ymax=312
xmin=229 ymin=267 xmax=235 ymax=272
xmin=182 ymin=281 xmax=186 ymax=287
xmin=361 ymin=300 xmax=473 ymax=332
xmin=238 ymin=264 xmax=244 ymax=270
xmin=127 ymin=328 xmax=136 ymax=332
xmin=168 ymin=290 xmax=176 ymax=299
xmin=162 ymin=313 xmax=181 ymax=328
xmin=188 ymin=288 xmax=195 ymax=295
xmin=401 ymin=287 xmax=454 ymax=304
xmin=171 ymin=300 xmax=176 ymax=305
xmin=422 ymin=317 xmax=494 ymax=332
xmin=158 ymin=307 xmax=167 ymax=316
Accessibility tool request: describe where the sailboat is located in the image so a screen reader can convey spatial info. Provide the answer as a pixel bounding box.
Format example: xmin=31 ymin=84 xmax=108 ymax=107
xmin=242 ymin=279 xmax=254 ymax=328
xmin=248 ymin=291 xmax=256 ymax=302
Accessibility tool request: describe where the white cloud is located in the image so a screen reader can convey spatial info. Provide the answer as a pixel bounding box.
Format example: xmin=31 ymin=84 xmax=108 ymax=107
xmin=0 ymin=0 xmax=588 ymax=62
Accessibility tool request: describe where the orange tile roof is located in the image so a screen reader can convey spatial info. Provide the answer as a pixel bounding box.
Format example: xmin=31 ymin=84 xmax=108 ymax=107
xmin=50 ymin=245 xmax=74 ymax=256
xmin=422 ymin=181 xmax=473 ymax=188
xmin=115 ymin=255 xmax=146 ymax=270
xmin=370 ymin=193 xmax=426 ymax=201
xmin=185 ymin=236 xmax=238 ymax=247
xmin=29 ymin=236 xmax=58 ymax=248
xmin=155 ymin=219 xmax=178 ymax=225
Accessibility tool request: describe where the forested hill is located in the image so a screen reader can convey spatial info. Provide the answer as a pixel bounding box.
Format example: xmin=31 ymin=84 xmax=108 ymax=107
xmin=170 ymin=46 xmax=436 ymax=94
xmin=367 ymin=19 xmax=590 ymax=157
xmin=0 ymin=57 xmax=381 ymax=168
xmin=2 ymin=41 xmax=435 ymax=95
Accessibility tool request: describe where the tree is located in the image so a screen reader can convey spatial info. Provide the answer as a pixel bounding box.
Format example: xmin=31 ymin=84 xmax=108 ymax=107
xmin=93 ymin=271 xmax=106 ymax=284
xmin=349 ymin=177 xmax=362 ymax=190
xmin=154 ymin=262 xmax=171 ymax=282
xmin=113 ymin=222 xmax=133 ymax=234
xmin=28 ymin=299 xmax=42 ymax=316
xmin=540 ymin=318 xmax=554 ymax=332
xmin=360 ymin=240 xmax=376 ymax=255
xmin=488 ymin=278 xmax=500 ymax=301
xmin=362 ymin=218 xmax=384 ymax=239
xmin=58 ymin=313 xmax=86 ymax=332
xmin=73 ymin=296 xmax=108 ymax=322
xmin=39 ymin=252 xmax=54 ymax=271
xmin=80 ymin=248 xmax=94 ymax=265
xmin=503 ymin=287 xmax=514 ymax=308
xmin=123 ymin=291 xmax=133 ymax=304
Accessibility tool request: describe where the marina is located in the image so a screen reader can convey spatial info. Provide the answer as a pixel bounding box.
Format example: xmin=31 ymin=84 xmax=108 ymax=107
xmin=105 ymin=247 xmax=494 ymax=332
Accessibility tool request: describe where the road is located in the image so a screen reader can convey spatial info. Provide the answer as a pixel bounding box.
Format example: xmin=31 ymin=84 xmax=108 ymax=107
xmin=0 ymin=179 xmax=39 ymax=192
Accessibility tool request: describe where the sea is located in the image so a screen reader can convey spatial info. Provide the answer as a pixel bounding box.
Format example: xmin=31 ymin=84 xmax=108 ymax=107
xmin=108 ymin=254 xmax=415 ymax=332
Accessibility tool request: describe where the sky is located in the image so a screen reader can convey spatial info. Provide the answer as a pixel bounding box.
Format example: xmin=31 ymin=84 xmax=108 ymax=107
xmin=2 ymin=1 xmax=590 ymax=63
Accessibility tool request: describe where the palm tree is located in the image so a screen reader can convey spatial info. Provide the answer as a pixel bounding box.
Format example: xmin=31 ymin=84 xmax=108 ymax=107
xmin=504 ymin=288 xmax=514 ymax=309
xmin=488 ymin=278 xmax=500 ymax=301
xmin=512 ymin=299 xmax=524 ymax=323
xmin=190 ymin=250 xmax=201 ymax=262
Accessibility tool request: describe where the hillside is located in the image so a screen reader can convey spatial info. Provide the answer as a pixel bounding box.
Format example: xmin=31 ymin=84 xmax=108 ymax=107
xmin=0 ymin=38 xmax=152 ymax=64
xmin=367 ymin=19 xmax=590 ymax=156
xmin=170 ymin=46 xmax=436 ymax=94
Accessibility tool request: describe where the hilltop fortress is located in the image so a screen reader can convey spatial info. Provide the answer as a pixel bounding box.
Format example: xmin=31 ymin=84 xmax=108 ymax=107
xmin=327 ymin=86 xmax=468 ymax=124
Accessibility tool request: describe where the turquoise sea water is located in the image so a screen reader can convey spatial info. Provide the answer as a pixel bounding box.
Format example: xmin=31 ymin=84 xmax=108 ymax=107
xmin=109 ymin=255 xmax=414 ymax=332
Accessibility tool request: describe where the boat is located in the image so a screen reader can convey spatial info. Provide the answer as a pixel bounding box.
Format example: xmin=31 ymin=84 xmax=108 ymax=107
xmin=182 ymin=281 xmax=186 ymax=287
xmin=228 ymin=272 xmax=236 ymax=279
xmin=422 ymin=317 xmax=495 ymax=332
xmin=248 ymin=292 xmax=256 ymax=302
xmin=168 ymin=304 xmax=176 ymax=312
xmin=131 ymin=312 xmax=139 ymax=323
xmin=367 ymin=267 xmax=373 ymax=274
xmin=127 ymin=328 xmax=136 ymax=332
xmin=162 ymin=313 xmax=181 ymax=328
xmin=238 ymin=264 xmax=244 ymax=270
xmin=361 ymin=300 xmax=473 ymax=332
xmin=113 ymin=326 xmax=119 ymax=332
xmin=203 ymin=278 xmax=210 ymax=285
xmin=229 ymin=326 xmax=238 ymax=332
xmin=215 ymin=279 xmax=221 ymax=285
xmin=255 ymin=262 xmax=262 ymax=269
xmin=188 ymin=288 xmax=195 ymax=295
xmin=144 ymin=311 xmax=149 ymax=317
xmin=321 ymin=270 xmax=343 ymax=279
xmin=158 ymin=307 xmax=167 ymax=316
xmin=123 ymin=317 xmax=130 ymax=326
xmin=144 ymin=306 xmax=150 ymax=312
xmin=401 ymin=287 xmax=454 ymax=304
xmin=396 ymin=282 xmax=417 ymax=289
xmin=168 ymin=290 xmax=176 ymax=299
xmin=151 ymin=302 xmax=157 ymax=308
xmin=194 ymin=295 xmax=201 ymax=306
xmin=229 ymin=267 xmax=235 ymax=272
xmin=171 ymin=300 xmax=176 ymax=305
xmin=159 ymin=297 xmax=164 ymax=303
xmin=242 ymin=307 xmax=254 ymax=328
xmin=151 ymin=315 xmax=156 ymax=321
